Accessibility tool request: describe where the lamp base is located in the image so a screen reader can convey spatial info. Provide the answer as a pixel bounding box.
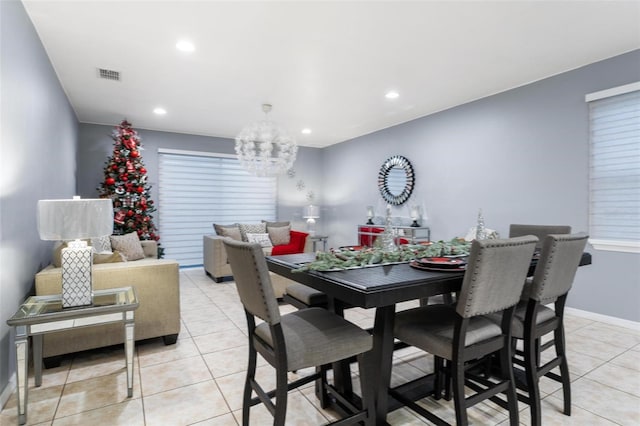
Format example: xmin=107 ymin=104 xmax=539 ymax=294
xmin=410 ymin=220 xmax=420 ymax=227
xmin=366 ymin=219 xmax=374 ymax=225
xmin=61 ymin=241 xmax=93 ymax=308
xmin=306 ymin=218 xmax=317 ymax=237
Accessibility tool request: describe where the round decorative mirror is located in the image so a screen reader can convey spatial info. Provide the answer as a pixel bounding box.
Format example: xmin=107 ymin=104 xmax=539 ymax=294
xmin=378 ymin=155 xmax=415 ymax=205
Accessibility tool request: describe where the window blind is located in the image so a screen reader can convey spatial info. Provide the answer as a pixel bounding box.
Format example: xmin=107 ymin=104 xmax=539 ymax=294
xmin=588 ymin=86 xmax=640 ymax=252
xmin=158 ymin=150 xmax=276 ymax=266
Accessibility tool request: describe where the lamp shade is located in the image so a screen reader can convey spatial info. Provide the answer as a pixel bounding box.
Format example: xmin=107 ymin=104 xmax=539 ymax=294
xmin=37 ymin=198 xmax=114 ymax=241
xmin=303 ymin=205 xmax=320 ymax=219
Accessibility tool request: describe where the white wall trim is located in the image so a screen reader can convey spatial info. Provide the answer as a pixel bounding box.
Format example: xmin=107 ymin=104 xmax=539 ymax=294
xmin=585 ymin=81 xmax=640 ymax=102
xmin=566 ymin=307 xmax=640 ymax=331
xmin=1 ymin=373 xmax=16 ymax=410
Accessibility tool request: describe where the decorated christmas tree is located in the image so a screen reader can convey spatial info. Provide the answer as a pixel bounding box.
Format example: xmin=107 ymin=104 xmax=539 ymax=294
xmin=97 ymin=120 xmax=163 ymax=257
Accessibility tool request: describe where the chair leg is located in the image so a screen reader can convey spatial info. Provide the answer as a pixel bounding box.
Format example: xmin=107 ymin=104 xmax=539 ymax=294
xmin=452 ymin=359 xmax=468 ymax=426
xmin=500 ymin=339 xmax=519 ymax=426
xmin=273 ymin=364 xmax=288 ymax=426
xmin=243 ymin=348 xmax=257 ymax=426
xmin=554 ymin=325 xmax=571 ymax=416
xmin=316 ymin=364 xmax=330 ymax=408
xmin=444 ymin=359 xmax=452 ymax=401
xmin=524 ymin=333 xmax=542 ymax=426
xmin=433 ymin=356 xmax=443 ymax=400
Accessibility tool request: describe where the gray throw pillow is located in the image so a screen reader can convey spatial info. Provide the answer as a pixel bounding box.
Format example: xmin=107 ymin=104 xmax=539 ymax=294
xmin=110 ymin=232 xmax=145 ymax=261
xmin=263 ymin=220 xmax=290 ymax=228
xmin=239 ymin=223 xmax=267 ymax=241
xmin=213 ymin=223 xmax=239 ymax=236
xmin=268 ymin=225 xmax=291 ymax=245
xmin=220 ymin=226 xmax=242 ymax=241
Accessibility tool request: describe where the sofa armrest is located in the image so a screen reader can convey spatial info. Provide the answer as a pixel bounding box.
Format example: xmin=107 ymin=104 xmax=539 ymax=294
xmin=141 ymin=240 xmax=158 ymax=258
xmin=203 ymin=235 xmax=232 ymax=281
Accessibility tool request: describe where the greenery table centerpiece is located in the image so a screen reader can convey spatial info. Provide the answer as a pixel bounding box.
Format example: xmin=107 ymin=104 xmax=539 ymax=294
xmin=293 ymin=239 xmax=471 ymax=272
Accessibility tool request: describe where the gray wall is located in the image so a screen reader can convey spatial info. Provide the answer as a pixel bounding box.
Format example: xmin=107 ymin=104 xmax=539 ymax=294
xmin=76 ymin=124 xmax=324 ymax=234
xmin=0 ymin=0 xmax=78 ymax=401
xmin=324 ymin=50 xmax=640 ymax=322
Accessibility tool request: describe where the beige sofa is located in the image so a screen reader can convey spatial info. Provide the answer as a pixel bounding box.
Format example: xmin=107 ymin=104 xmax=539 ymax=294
xmin=35 ymin=240 xmax=180 ymax=363
xmin=203 ymin=235 xmax=306 ymax=298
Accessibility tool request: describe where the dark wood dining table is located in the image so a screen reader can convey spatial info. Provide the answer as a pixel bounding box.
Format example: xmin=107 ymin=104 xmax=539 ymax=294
xmin=266 ymin=251 xmax=592 ymax=425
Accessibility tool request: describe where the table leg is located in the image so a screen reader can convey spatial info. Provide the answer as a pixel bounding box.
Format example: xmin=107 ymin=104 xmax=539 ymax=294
xmin=372 ymin=305 xmax=396 ymax=425
xmin=33 ymin=335 xmax=43 ymax=387
xmin=15 ymin=326 xmax=28 ymax=425
xmin=124 ymin=312 xmax=135 ymax=398
xmin=329 ymin=300 xmax=353 ymax=396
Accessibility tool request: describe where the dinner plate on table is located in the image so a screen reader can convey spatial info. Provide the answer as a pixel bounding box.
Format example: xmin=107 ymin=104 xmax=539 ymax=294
xmin=410 ymin=257 xmax=467 ymax=272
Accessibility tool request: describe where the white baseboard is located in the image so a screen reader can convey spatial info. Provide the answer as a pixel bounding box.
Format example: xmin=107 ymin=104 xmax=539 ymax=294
xmin=565 ymin=307 xmax=640 ymax=331
xmin=1 ymin=373 xmax=16 ymax=409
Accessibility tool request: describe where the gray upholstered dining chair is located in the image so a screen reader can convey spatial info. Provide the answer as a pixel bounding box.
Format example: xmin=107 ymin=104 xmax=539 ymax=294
xmin=502 ymin=233 xmax=588 ymax=426
xmin=282 ymin=282 xmax=328 ymax=309
xmin=222 ymin=239 xmax=375 ymax=426
xmin=390 ymin=236 xmax=538 ymax=426
xmin=509 ymin=224 xmax=571 ymax=249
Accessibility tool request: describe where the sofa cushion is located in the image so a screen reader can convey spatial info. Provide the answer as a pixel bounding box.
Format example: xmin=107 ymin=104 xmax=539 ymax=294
xmin=94 ymin=251 xmax=125 ymax=264
xmin=246 ymin=233 xmax=273 ymax=248
xmin=110 ymin=232 xmax=145 ymax=261
xmin=268 ymin=225 xmax=291 ymax=245
xmin=239 ymin=223 xmax=267 ymax=241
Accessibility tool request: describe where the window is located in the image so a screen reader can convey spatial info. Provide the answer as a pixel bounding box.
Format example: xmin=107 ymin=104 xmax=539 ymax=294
xmin=586 ymin=82 xmax=640 ymax=253
xmin=158 ymin=149 xmax=276 ymax=266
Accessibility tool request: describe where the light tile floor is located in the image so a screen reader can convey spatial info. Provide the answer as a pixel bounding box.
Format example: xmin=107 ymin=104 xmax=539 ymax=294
xmin=2 ymin=267 xmax=639 ymax=425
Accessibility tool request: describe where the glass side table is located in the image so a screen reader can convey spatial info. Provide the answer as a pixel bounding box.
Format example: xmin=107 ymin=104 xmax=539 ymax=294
xmin=309 ymin=235 xmax=329 ymax=252
xmin=6 ymin=287 xmax=139 ymax=425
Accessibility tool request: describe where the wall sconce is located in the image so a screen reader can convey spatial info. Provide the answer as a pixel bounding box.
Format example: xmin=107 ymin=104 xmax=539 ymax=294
xmin=37 ymin=196 xmax=113 ymax=308
xmin=303 ymin=205 xmax=320 ymax=236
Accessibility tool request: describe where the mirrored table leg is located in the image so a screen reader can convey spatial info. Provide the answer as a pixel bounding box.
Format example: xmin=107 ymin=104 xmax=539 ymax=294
xmin=15 ymin=325 xmax=28 ymax=425
xmin=32 ymin=334 xmax=43 ymax=387
xmin=124 ymin=312 xmax=135 ymax=397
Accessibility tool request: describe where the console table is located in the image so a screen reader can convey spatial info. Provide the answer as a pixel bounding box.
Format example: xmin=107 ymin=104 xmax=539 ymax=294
xmin=358 ymin=224 xmax=430 ymax=246
xmin=6 ymin=287 xmax=139 ymax=425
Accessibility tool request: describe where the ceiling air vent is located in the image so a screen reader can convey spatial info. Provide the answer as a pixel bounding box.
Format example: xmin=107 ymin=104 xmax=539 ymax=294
xmin=98 ymin=68 xmax=120 ymax=81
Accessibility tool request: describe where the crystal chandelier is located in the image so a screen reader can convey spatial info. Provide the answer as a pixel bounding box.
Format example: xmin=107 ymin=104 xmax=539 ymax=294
xmin=235 ymin=104 xmax=298 ymax=177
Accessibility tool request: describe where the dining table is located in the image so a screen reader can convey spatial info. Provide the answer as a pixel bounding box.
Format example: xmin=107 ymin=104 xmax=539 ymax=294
xmin=267 ymin=250 xmax=592 ymax=425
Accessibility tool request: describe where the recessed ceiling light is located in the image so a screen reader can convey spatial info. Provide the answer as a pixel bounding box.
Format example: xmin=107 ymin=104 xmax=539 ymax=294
xmin=301 ymin=128 xmax=312 ymax=135
xmin=176 ymin=40 xmax=195 ymax=53
xmin=385 ymin=91 xmax=399 ymax=99
xmin=153 ymin=107 xmax=167 ymax=115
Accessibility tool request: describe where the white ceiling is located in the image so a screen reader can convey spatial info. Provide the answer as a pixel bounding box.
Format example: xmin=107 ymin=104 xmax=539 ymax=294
xmin=23 ymin=1 xmax=640 ymax=148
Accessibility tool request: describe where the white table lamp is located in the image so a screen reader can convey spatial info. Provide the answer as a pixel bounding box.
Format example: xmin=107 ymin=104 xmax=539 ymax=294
xmin=37 ymin=197 xmax=113 ymax=308
xmin=303 ymin=205 xmax=320 ymax=236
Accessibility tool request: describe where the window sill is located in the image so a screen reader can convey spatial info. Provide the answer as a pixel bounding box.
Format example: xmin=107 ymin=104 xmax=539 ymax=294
xmin=589 ymin=239 xmax=640 ymax=254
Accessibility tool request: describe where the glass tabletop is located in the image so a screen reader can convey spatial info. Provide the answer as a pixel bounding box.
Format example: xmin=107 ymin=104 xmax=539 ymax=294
xmin=7 ymin=287 xmax=138 ymax=325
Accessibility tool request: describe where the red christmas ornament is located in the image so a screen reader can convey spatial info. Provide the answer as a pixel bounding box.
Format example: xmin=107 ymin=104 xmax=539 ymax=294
xmin=105 ymin=177 xmax=115 ymax=185
xmin=111 ymin=164 xmax=118 ymax=170
xmin=121 ymin=174 xmax=128 ymax=181
xmin=130 ymin=150 xmax=140 ymax=158
xmin=137 ymin=186 xmax=144 ymax=193
xmin=139 ymin=167 xmax=147 ymax=174
xmin=126 ymin=210 xmax=134 ymax=217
